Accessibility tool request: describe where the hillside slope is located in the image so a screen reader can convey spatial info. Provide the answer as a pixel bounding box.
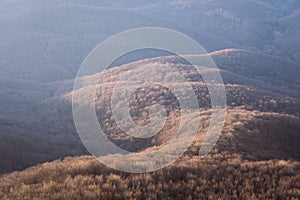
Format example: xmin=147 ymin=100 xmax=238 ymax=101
xmin=0 ymin=49 xmax=299 ymax=174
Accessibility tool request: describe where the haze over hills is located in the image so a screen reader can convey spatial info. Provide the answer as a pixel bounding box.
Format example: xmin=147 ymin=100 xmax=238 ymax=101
xmin=0 ymin=0 xmax=233 ymax=82
xmin=1 ymin=0 xmax=300 ymax=82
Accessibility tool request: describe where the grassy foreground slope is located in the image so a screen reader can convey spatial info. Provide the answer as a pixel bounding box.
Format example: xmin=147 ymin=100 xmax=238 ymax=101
xmin=0 ymin=109 xmax=300 ymax=200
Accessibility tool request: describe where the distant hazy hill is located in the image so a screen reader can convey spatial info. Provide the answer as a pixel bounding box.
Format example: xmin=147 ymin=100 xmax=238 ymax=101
xmin=1 ymin=0 xmax=300 ymax=82
xmin=140 ymin=0 xmax=300 ymax=63
xmin=0 ymin=0 xmax=233 ymax=82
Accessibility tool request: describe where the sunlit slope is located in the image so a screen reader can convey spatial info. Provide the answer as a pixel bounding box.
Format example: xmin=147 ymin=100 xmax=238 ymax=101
xmin=0 ymin=49 xmax=299 ymax=173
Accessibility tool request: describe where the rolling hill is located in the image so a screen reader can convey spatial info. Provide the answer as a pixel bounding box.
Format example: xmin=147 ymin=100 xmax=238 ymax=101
xmin=0 ymin=49 xmax=299 ymax=175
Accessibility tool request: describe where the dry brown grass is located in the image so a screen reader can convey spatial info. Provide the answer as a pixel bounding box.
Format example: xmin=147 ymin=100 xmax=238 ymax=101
xmin=0 ymin=154 xmax=299 ymax=200
xmin=1 ymin=110 xmax=300 ymax=200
